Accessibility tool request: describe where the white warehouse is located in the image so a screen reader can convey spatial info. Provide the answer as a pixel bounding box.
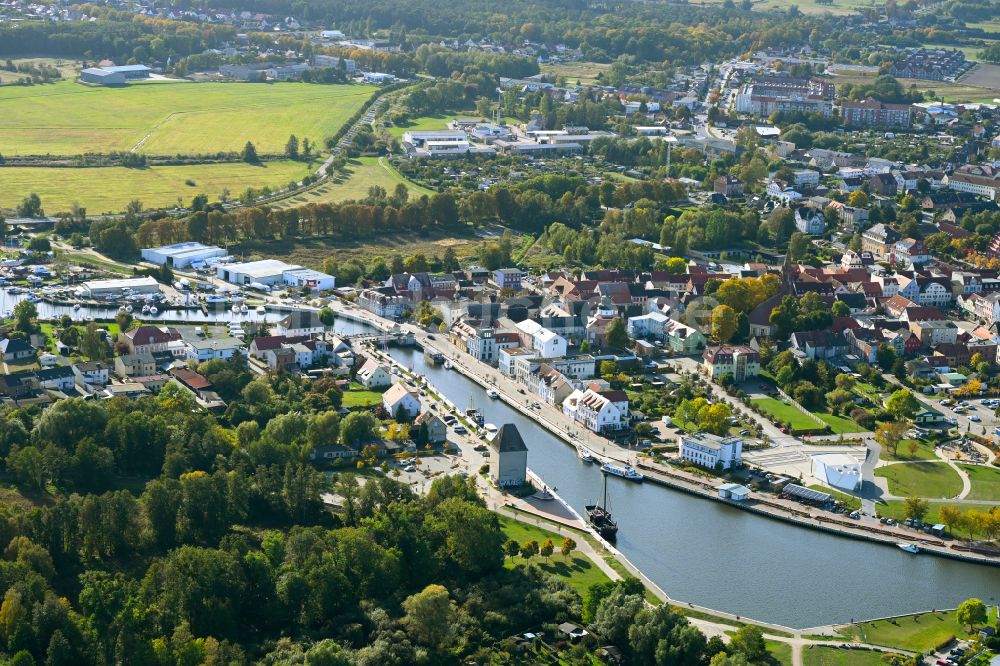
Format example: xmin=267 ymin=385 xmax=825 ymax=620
xmin=141 ymin=242 xmax=227 ymax=268
xmin=216 ymin=259 xmax=335 ymax=291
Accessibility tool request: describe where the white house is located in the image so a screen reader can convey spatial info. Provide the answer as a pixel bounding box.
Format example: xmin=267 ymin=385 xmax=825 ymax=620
xmin=382 ymin=382 xmax=421 ymax=419
xmin=515 ymin=319 xmax=568 ymax=358
xmin=627 ymin=311 xmax=669 ymax=339
xmin=357 ymin=358 xmax=392 ymax=388
xmin=275 ymin=311 xmax=326 ymax=337
xmin=680 ymin=433 xmax=743 ymax=470
xmin=562 ymin=388 xmax=629 ymax=433
xmin=794 ymin=207 xmax=826 ymax=235
xmin=186 ymin=337 xmax=246 ymax=363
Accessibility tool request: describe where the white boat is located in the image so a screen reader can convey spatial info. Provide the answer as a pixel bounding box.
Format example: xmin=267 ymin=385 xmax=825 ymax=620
xmin=149 ymin=306 xmax=158 ymax=315
xmin=141 ymin=305 xmax=150 ymax=314
xmin=484 ymin=423 xmax=499 ymax=436
xmin=897 ymin=543 xmax=920 ymax=554
xmin=443 ymin=360 xmax=453 ymax=370
xmin=205 ymin=295 xmax=228 ymax=304
xmin=125 ymin=305 xmax=133 ymax=314
xmin=601 ymin=462 xmax=644 ymax=482
xmin=72 ymin=303 xmax=81 ymax=310
xmin=486 ymin=389 xmax=500 ymax=399
xmin=231 ymin=304 xmax=241 ymax=314
xmin=240 ymin=304 xmax=249 ymax=313
xmin=256 ymin=306 xmax=266 ymax=315
xmin=579 ymin=447 xmax=595 ymax=463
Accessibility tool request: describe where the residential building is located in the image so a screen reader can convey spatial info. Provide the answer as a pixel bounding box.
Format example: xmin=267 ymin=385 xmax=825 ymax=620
xmin=121 ymin=326 xmax=180 ymax=355
xmin=0 ymin=338 xmax=35 ymax=362
xmin=945 ymin=168 xmax=1000 ymax=201
xmin=414 ymin=412 xmax=448 ymax=444
xmin=893 ymin=238 xmax=931 ymax=265
xmin=861 ymin=223 xmax=900 ymax=258
xmin=186 ymin=337 xmax=246 ymax=362
xmin=489 ymin=424 xmax=528 ymax=488
xmin=663 ymin=319 xmax=707 ymax=354
xmin=562 ymin=387 xmax=629 ymax=433
xmin=714 ymin=175 xmax=744 ymax=198
xmin=358 ymin=288 xmax=409 ymax=318
xmin=735 ymin=76 xmax=835 ymax=117
xmin=703 ymin=345 xmax=760 ymax=382
xmin=493 ymin=268 xmax=525 ymax=291
xmin=74 ymin=361 xmax=110 ymax=385
xmin=382 ymin=383 xmax=421 ymax=419
xmin=275 ymin=311 xmax=325 ymax=337
xmin=794 ymin=207 xmax=826 ymax=235
xmin=115 ymin=352 xmax=156 ymax=378
xmin=840 ymin=98 xmax=912 ymax=128
xmin=356 ymin=359 xmax=392 ymax=388
xmin=680 ymin=433 xmax=743 ymax=470
xmin=909 ymin=320 xmax=959 ymax=347
xmin=626 ymin=312 xmax=668 ymax=340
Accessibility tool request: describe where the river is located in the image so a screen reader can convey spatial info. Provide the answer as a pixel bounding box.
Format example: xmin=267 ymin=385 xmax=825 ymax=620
xmin=346 ymin=326 xmax=1000 ymax=629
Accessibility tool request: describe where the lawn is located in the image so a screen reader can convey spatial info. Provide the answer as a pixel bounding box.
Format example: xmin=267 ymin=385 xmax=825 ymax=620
xmin=874 ymin=500 xmax=996 ymax=525
xmin=387 ymin=114 xmax=475 ymax=139
xmin=767 ymin=640 xmax=793 ymax=666
xmin=835 ymin=608 xmax=987 ymax=652
xmin=814 ymin=412 xmax=869 ymax=434
xmin=880 ymin=438 xmax=938 ymax=462
xmin=0 ymin=79 xmax=375 ymax=156
xmin=875 ymin=461 xmax=964 ymax=499
xmin=539 ymin=61 xmax=612 ymax=85
xmin=830 ymin=69 xmax=1000 ymax=103
xmin=751 ymin=397 xmax=825 ymax=432
xmin=959 ymin=463 xmax=1000 ymax=501
xmin=808 ymin=484 xmax=861 ymax=511
xmin=498 ymin=515 xmax=611 ymax=603
xmin=342 ymin=384 xmax=385 ymax=408
xmin=272 ymin=157 xmax=431 ymax=208
xmin=0 ymin=161 xmax=314 ymax=215
xmin=802 ymin=646 xmax=901 ymax=666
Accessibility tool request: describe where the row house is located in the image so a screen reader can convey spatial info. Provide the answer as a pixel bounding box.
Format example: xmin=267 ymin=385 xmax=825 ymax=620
xmin=892 ymin=238 xmax=931 ymax=266
xmin=702 ymin=345 xmax=760 ymax=382
xmin=861 ymin=223 xmax=901 ymax=258
xmin=537 ymin=364 xmax=575 ymax=406
xmin=789 ymin=330 xmax=848 ymax=360
xmin=121 ymin=325 xmax=182 ymax=355
xmin=909 ymin=320 xmax=959 ymax=348
xmin=358 ymin=288 xmax=410 ymax=319
xmin=450 ymin=320 xmax=499 ymax=363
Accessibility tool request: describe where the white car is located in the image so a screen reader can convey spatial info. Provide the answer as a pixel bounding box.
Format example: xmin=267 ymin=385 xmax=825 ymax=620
xmin=969 ymin=415 xmax=981 ymax=422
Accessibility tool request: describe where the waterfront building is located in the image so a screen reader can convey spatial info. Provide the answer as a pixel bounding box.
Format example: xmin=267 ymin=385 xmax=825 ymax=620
xmin=680 ymin=433 xmax=743 ymax=470
xmin=489 ymin=423 xmax=527 ymax=488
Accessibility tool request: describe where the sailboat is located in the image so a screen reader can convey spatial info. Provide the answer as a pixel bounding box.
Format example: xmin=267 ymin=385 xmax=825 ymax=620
xmin=586 ymin=472 xmax=619 ymax=541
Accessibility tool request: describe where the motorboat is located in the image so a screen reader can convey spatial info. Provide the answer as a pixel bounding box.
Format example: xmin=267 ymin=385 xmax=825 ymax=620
xmin=231 ymin=304 xmax=241 ymax=314
xmin=240 ymin=304 xmax=249 ymax=314
xmin=256 ymin=306 xmax=266 ymax=315
xmin=125 ymin=305 xmax=133 ymax=314
xmin=586 ymin=473 xmax=619 ymax=540
xmin=443 ymin=360 xmax=453 ymax=370
xmin=141 ymin=305 xmax=150 ymax=314
xmin=205 ymin=295 xmax=228 ymax=304
xmin=484 ymin=423 xmax=499 ymax=436
xmin=897 ymin=543 xmax=920 ymax=554
xmin=149 ymin=306 xmax=158 ymax=316
xmin=601 ymin=462 xmax=644 ymax=481
xmin=486 ymin=389 xmax=500 ymax=399
xmin=578 ymin=447 xmax=595 ymax=463
xmin=72 ymin=303 xmax=81 ymax=310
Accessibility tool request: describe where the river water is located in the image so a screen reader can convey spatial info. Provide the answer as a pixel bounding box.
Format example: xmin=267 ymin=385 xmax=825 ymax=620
xmin=344 ymin=326 xmax=1000 ymax=629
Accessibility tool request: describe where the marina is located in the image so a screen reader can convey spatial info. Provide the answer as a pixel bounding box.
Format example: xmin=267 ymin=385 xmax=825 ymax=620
xmin=377 ymin=339 xmax=1000 ymax=629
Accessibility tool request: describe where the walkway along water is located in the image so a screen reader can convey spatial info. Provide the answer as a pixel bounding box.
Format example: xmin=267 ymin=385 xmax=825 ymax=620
xmin=323 ymin=316 xmax=1000 ymax=629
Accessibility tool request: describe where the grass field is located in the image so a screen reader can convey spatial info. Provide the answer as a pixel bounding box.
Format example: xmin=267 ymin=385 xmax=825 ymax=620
xmin=767 ymin=640 xmax=793 ymax=666
xmin=498 ymin=515 xmax=611 ymax=603
xmin=802 ymin=646 xmax=900 ymax=666
xmin=0 ymin=79 xmax=375 ymax=156
xmin=875 ymin=461 xmax=964 ymax=499
xmin=751 ymin=397 xmax=825 ymax=432
xmin=830 ymin=68 xmax=1000 ymax=103
xmin=0 ymin=160 xmax=314 ymax=215
xmin=875 ymin=499 xmax=995 ymax=525
xmin=808 ymin=484 xmax=861 ymax=510
xmin=835 ymin=608 xmax=987 ymax=652
xmin=0 ymin=57 xmax=82 ymax=84
xmin=342 ymin=384 xmax=385 ymax=408
xmin=539 ymin=61 xmax=612 ymax=86
xmin=273 ymin=157 xmax=431 ymax=208
xmin=814 ymin=412 xmax=869 ymax=434
xmin=959 ymin=463 xmax=1000 ymax=501
xmin=880 ymin=438 xmax=938 ymax=462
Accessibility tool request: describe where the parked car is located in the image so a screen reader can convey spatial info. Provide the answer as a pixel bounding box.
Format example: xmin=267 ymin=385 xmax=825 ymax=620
xmin=970 ymin=415 xmax=981 ymax=422
xmin=453 ymin=425 xmax=467 ymax=434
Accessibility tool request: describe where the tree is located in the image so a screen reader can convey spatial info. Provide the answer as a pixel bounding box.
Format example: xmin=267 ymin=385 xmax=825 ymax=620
xmin=540 ymin=538 xmax=554 ymax=559
xmin=956 ymin=598 xmax=988 ymax=632
xmin=318 ymin=307 xmax=335 ymax=326
xmin=8 ymin=446 xmax=45 ymax=490
xmin=285 ymin=134 xmax=299 ymax=159
xmin=504 ymin=539 xmax=521 ymax=561
xmin=402 ymin=584 xmax=455 ymax=649
xmin=728 ymin=625 xmax=768 ymax=663
xmin=520 ymin=539 xmax=539 ymax=561
xmin=80 ymin=322 xmax=108 ymax=360
xmin=788 ymin=232 xmax=810 ymax=260
xmin=832 ymin=300 xmax=850 ymax=317
xmin=27 ymin=235 xmax=51 ymax=252
xmin=307 ymin=411 xmax=341 ymax=448
xmin=340 ymin=411 xmax=377 ymax=445
xmin=875 ymin=344 xmax=897 ymax=371
xmin=592 ymin=589 xmax=646 ymax=648
xmin=16 ymin=193 xmax=43 ymax=218
xmin=12 ymin=300 xmax=37 ymax=334
xmin=560 ymin=537 xmax=577 ymax=558
xmin=886 ymin=389 xmax=919 ymax=420
xmin=903 ymin=496 xmax=929 ymax=522
xmin=242 ymin=141 xmax=259 ymax=163
xmin=875 ymin=421 xmax=909 ymax=457
xmin=606 ymin=317 xmax=629 ymax=349
xmin=939 ymin=505 xmax=963 ymax=536
xmin=711 ymin=304 xmax=737 ymax=343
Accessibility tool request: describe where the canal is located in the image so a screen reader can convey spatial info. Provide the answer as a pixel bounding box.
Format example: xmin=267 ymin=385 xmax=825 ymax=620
xmin=366 ymin=334 xmax=1000 ymax=629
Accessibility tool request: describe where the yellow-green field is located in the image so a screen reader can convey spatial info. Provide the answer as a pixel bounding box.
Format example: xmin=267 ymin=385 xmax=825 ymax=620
xmin=831 ymin=67 xmax=1000 ymax=103
xmin=539 ymin=61 xmax=612 ymax=85
xmin=0 ymin=79 xmax=376 ymax=156
xmin=0 ymin=161 xmax=313 ymax=214
xmin=0 ymin=57 xmax=82 ymax=84
xmin=273 ymin=157 xmax=432 ymax=208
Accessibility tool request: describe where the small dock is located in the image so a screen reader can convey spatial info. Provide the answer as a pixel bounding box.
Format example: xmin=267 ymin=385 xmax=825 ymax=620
xmin=424 ymin=349 xmax=445 ymax=365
